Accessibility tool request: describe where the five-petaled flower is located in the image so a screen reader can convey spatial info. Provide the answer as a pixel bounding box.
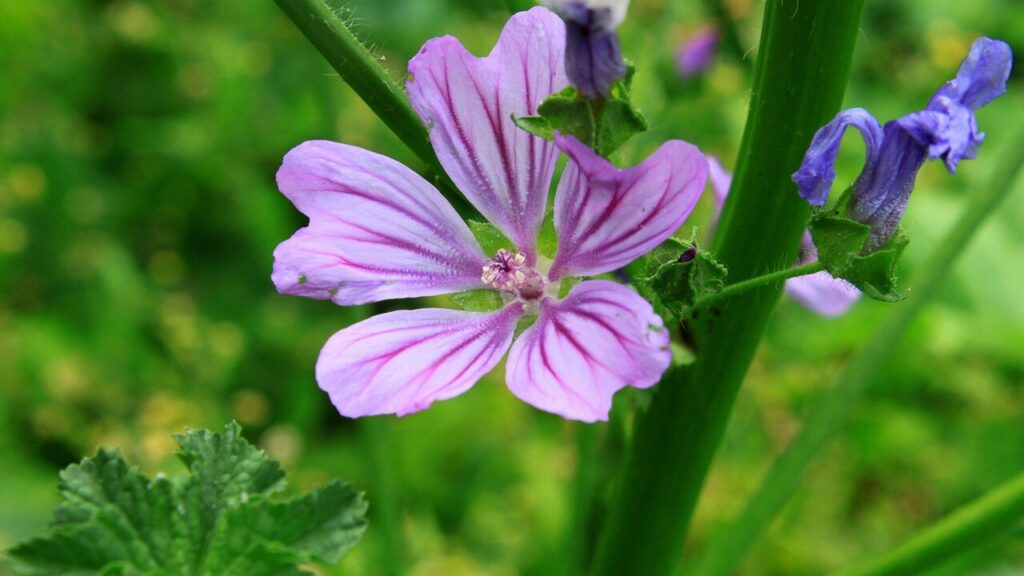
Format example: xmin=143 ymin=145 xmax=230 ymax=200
xmin=272 ymin=8 xmax=707 ymax=422
xmin=707 ymin=156 xmax=861 ymax=317
xmin=793 ymin=37 xmax=1012 ymax=250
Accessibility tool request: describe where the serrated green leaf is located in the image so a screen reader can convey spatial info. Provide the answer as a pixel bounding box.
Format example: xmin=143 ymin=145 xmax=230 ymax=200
xmin=468 ymin=220 xmax=513 ymax=256
xmin=449 ymin=289 xmax=504 ymax=312
xmin=7 ymin=423 xmax=367 ymax=576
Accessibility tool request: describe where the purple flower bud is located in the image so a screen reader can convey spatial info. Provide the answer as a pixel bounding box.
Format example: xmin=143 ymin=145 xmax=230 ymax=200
xmin=676 ymin=27 xmax=719 ymax=79
xmin=545 ymin=0 xmax=629 ymax=98
xmin=793 ymin=37 xmax=1012 ymax=250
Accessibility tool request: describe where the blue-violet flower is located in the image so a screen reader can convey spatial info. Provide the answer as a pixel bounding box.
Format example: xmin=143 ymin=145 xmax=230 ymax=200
xmin=543 ymin=0 xmax=630 ymax=98
xmin=792 ymin=37 xmax=1012 ymax=250
xmin=708 ymin=156 xmax=861 ymax=317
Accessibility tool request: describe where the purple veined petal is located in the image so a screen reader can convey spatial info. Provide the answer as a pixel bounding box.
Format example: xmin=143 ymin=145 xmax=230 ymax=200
xmin=273 ymin=140 xmax=488 ymax=305
xmin=407 ymin=7 xmax=568 ymax=259
xmin=506 ymin=280 xmax=671 ymax=422
xmin=547 ymin=134 xmax=707 ymax=280
xmin=792 ymin=108 xmax=885 ymax=206
xmin=785 ymin=272 xmax=861 ymax=317
xmin=317 ymin=304 xmax=525 ymax=418
xmin=930 ymin=37 xmax=1013 ymax=111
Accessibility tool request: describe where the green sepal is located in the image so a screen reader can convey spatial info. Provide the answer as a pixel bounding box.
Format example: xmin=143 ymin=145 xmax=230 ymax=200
xmin=638 ymin=235 xmax=728 ymax=320
xmin=512 ymin=64 xmax=647 ymax=157
xmin=469 ymin=219 xmax=514 ymax=255
xmin=808 ymin=213 xmax=871 ymax=272
xmin=808 ymin=205 xmax=908 ymax=302
xmin=843 ymin=231 xmax=909 ymax=301
xmin=449 ymin=289 xmax=505 ymax=312
xmin=597 ymin=98 xmax=648 ymax=158
xmin=558 ymin=276 xmax=583 ymax=299
xmin=537 ymin=210 xmax=558 ymax=259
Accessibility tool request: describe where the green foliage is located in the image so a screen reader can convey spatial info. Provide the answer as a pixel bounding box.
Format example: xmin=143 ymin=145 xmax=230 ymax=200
xmin=513 ymin=65 xmax=647 ymax=156
xmin=6 ymin=423 xmax=367 ymax=576
xmin=638 ymin=236 xmax=728 ymax=320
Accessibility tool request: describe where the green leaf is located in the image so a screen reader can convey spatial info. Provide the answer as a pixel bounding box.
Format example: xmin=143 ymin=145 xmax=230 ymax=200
xmin=638 ymin=236 xmax=728 ymax=320
xmin=844 ymin=232 xmax=909 ymax=302
xmin=536 ymin=87 xmax=596 ymax=146
xmin=808 ymin=209 xmax=908 ymax=302
xmin=7 ymin=423 xmax=367 ymax=576
xmin=537 ymin=210 xmax=558 ymax=259
xmin=808 ymin=212 xmax=871 ymax=273
xmin=449 ymin=290 xmax=504 ymax=312
xmin=512 ymin=115 xmax=553 ymax=141
xmin=468 ymin=220 xmax=513 ymax=256
xmin=512 ymin=65 xmax=647 ymax=157
xmin=596 ymin=98 xmax=648 ymax=157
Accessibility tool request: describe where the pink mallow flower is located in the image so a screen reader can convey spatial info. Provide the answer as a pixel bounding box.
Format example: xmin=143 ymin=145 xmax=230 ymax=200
xmin=271 ymin=8 xmax=708 ymax=422
xmin=706 ymin=156 xmax=860 ymax=317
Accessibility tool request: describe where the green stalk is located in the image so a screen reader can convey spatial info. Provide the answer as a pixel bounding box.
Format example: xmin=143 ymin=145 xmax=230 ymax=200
xmin=838 ymin=471 xmax=1024 ymax=576
xmin=592 ymin=2 xmax=865 ymax=575
xmin=696 ymin=126 xmax=1024 ymax=576
xmin=273 ymin=0 xmax=473 ymax=215
xmin=687 ymin=261 xmax=825 ymax=315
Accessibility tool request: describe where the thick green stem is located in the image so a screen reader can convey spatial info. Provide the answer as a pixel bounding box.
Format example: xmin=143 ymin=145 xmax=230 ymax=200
xmin=688 ymin=261 xmax=824 ymax=315
xmin=696 ymin=126 xmax=1024 ymax=576
xmin=837 ymin=471 xmax=1024 ymax=576
xmin=273 ymin=0 xmax=473 ymax=215
xmin=592 ymin=3 xmax=865 ymax=575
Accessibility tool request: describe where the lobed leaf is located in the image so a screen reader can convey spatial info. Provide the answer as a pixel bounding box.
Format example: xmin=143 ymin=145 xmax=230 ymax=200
xmin=6 ymin=423 xmax=367 ymax=576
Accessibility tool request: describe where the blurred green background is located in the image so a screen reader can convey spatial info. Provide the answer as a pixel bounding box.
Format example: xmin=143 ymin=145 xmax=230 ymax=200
xmin=1 ymin=0 xmax=1022 ymax=574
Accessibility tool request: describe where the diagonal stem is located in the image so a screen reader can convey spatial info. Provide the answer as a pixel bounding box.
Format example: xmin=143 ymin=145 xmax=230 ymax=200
xmin=686 ymin=261 xmax=825 ymax=316
xmin=273 ymin=0 xmax=475 ymax=216
xmin=695 ymin=125 xmax=1024 ymax=576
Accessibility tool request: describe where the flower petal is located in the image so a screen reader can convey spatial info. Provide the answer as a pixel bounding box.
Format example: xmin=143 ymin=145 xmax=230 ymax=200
xmin=792 ymin=108 xmax=884 ymax=206
xmin=273 ymin=140 xmax=488 ymax=305
xmin=548 ymin=134 xmax=706 ymax=280
xmin=317 ymin=305 xmax=525 ymax=418
xmin=407 ymin=7 xmax=568 ymax=257
xmin=506 ymin=280 xmax=671 ymax=422
xmin=931 ymin=37 xmax=1013 ymax=111
xmin=785 ymin=273 xmax=861 ymax=317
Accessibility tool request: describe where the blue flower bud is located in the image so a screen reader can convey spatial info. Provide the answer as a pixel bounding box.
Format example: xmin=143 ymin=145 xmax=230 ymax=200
xmin=793 ymin=37 xmax=1012 ymax=250
xmin=545 ymin=0 xmax=629 ymax=98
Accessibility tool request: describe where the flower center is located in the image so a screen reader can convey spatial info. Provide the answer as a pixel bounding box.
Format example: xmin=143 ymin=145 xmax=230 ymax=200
xmin=481 ymin=249 xmax=546 ymax=300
